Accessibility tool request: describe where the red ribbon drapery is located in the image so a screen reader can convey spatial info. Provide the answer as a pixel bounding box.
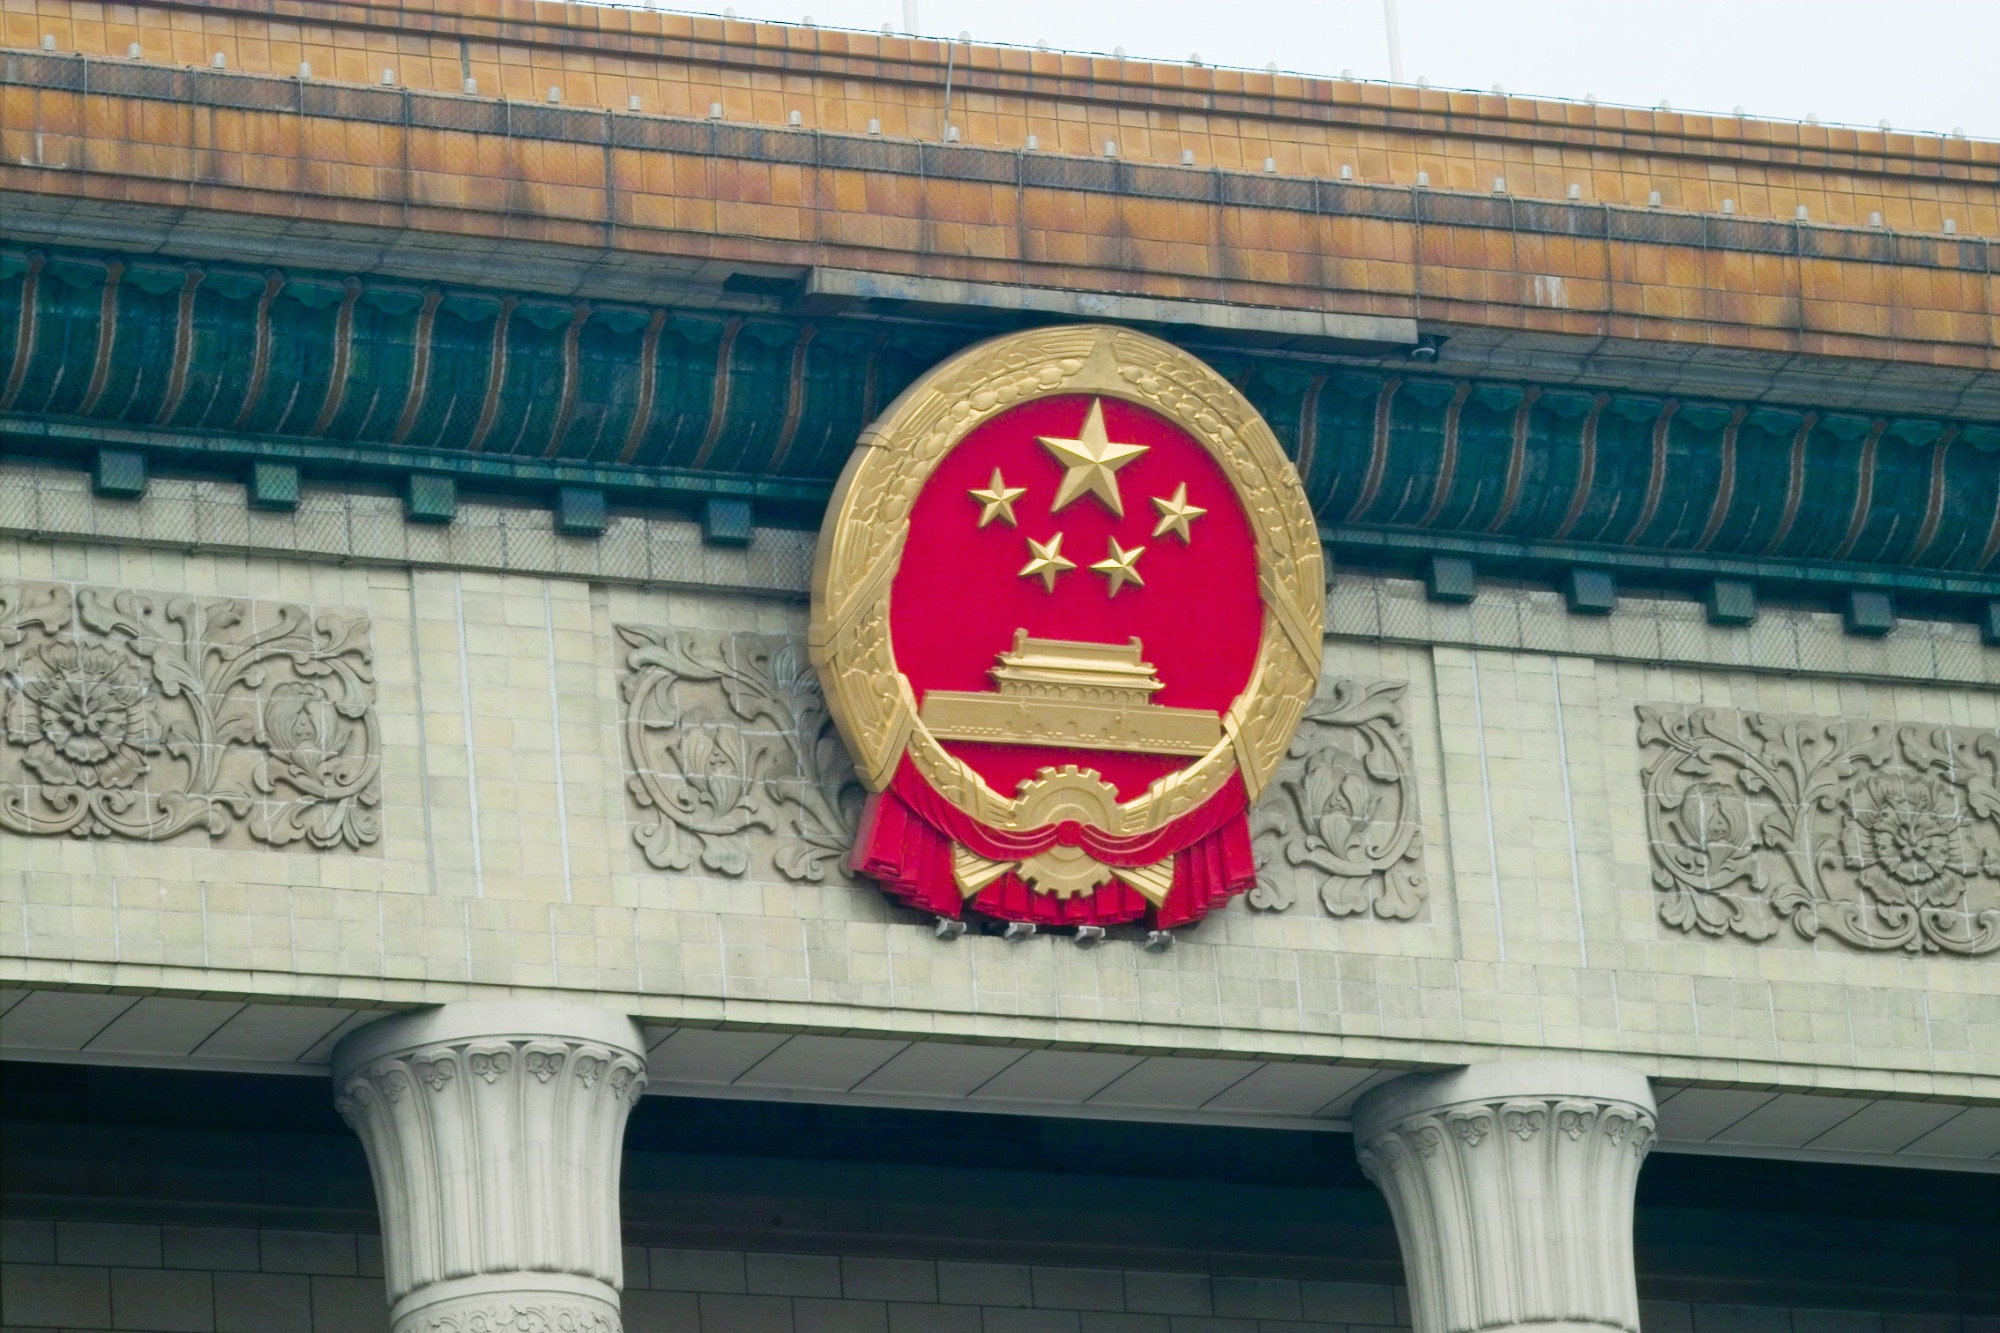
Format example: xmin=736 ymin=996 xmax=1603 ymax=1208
xmin=850 ymin=757 xmax=1256 ymax=927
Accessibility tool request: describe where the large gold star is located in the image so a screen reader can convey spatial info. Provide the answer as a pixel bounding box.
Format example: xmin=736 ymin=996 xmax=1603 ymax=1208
xmin=1150 ymin=483 xmax=1207 ymax=543
xmin=1037 ymin=398 xmax=1149 ymax=517
xmin=968 ymin=468 xmax=1028 ymax=528
xmin=1018 ymin=532 xmax=1076 ymax=592
xmin=1090 ymin=537 xmax=1146 ymax=597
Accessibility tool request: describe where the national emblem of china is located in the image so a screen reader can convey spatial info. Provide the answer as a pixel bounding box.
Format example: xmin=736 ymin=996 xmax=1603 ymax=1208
xmin=810 ymin=326 xmax=1323 ymax=929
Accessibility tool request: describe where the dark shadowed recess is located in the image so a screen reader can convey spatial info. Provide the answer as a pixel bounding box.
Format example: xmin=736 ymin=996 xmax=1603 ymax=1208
xmin=1 ymin=1061 xmax=1993 ymax=1313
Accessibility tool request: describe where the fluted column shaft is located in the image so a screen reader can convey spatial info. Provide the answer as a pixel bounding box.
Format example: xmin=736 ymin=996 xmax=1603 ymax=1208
xmin=333 ymin=1001 xmax=648 ymax=1333
xmin=1354 ymin=1060 xmax=1657 ymax=1333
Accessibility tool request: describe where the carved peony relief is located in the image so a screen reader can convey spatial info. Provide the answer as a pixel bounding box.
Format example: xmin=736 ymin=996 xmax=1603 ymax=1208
xmin=0 ymin=581 xmax=379 ymax=848
xmin=1636 ymin=705 xmax=2000 ymax=955
xmin=1249 ymin=677 xmax=1428 ymax=919
xmin=616 ymin=625 xmax=864 ymax=883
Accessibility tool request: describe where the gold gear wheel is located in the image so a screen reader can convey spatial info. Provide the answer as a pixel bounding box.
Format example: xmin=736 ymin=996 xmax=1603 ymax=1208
xmin=1013 ymin=765 xmax=1122 ymax=827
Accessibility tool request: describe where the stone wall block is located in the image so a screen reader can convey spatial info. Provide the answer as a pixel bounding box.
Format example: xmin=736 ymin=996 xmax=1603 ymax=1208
xmin=332 ymin=1000 xmax=648 ymax=1333
xmin=1354 ymin=1060 xmax=1656 ymax=1333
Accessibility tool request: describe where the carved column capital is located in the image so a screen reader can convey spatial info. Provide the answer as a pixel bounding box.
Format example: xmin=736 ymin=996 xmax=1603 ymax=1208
xmin=1354 ymin=1060 xmax=1657 ymax=1333
xmin=333 ymin=1001 xmax=648 ymax=1333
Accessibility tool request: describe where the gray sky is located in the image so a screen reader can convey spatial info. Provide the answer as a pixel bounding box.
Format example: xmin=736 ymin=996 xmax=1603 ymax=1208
xmin=657 ymin=0 xmax=1997 ymax=139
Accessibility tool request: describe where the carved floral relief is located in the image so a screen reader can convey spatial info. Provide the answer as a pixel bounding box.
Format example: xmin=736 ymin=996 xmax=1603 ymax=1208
xmin=1636 ymin=705 xmax=2000 ymax=955
xmin=616 ymin=625 xmax=864 ymax=883
xmin=0 ymin=581 xmax=379 ymax=848
xmin=1249 ymin=677 xmax=1428 ymax=919
xmin=615 ymin=628 xmax=1429 ymax=923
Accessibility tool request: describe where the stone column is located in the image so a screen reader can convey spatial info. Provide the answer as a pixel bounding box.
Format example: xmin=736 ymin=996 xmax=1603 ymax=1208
xmin=1353 ymin=1060 xmax=1657 ymax=1333
xmin=332 ymin=1001 xmax=648 ymax=1333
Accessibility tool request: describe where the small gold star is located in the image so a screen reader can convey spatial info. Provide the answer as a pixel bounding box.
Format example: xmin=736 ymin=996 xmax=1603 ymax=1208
xmin=968 ymin=468 xmax=1028 ymax=528
xmin=1090 ymin=537 xmax=1146 ymax=597
xmin=1150 ymin=483 xmax=1207 ymax=543
xmin=1038 ymin=398 xmax=1149 ymax=517
xmin=1019 ymin=533 xmax=1076 ymax=592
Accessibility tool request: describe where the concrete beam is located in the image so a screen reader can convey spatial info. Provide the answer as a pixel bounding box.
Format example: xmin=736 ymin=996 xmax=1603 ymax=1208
xmin=802 ymin=268 xmax=1421 ymax=353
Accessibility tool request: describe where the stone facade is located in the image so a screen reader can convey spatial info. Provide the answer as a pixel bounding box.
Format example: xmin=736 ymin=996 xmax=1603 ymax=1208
xmin=1 ymin=7 xmax=1996 ymax=1332
xmin=4 ymin=528 xmax=1992 ymax=1110
xmin=5 ymin=1221 xmax=1995 ymax=1333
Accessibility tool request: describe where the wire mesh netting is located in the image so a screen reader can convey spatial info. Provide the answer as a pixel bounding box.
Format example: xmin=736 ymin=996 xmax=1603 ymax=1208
xmin=715 ymin=123 xmax=813 ymax=164
xmin=1512 ymin=200 xmax=1608 ymax=239
xmin=1320 ymin=181 xmax=1416 ymax=221
xmin=1020 ymin=153 xmax=1119 ymax=193
xmin=1704 ymin=217 xmax=1793 ymax=254
xmin=299 ymin=82 xmax=404 ymax=122
xmin=1415 ymin=191 xmax=1512 ymax=229
xmin=1798 ymin=227 xmax=1943 ymax=268
xmin=410 ymin=96 xmax=508 ymax=134
xmin=85 ymin=60 xmax=182 ymax=101
xmin=1 ymin=51 xmax=1988 ymax=274
xmin=1222 ymin=173 xmax=1316 ymax=212
xmin=818 ymin=135 xmax=922 ymax=174
xmin=920 ymin=142 xmax=1017 ymax=184
xmin=1608 ymin=210 xmax=1708 ymax=248
xmin=189 ymin=67 xmax=294 ymax=110
xmin=1123 ymin=162 xmax=1218 ymax=203
xmin=6 ymin=51 xmax=85 ymax=90
xmin=611 ymin=115 xmax=714 ymax=154
xmin=509 ymin=103 xmax=608 ymax=145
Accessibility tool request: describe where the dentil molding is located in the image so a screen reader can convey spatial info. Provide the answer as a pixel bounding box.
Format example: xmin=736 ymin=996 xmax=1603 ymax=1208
xmin=332 ymin=1001 xmax=647 ymax=1333
xmin=1355 ymin=1061 xmax=1657 ymax=1333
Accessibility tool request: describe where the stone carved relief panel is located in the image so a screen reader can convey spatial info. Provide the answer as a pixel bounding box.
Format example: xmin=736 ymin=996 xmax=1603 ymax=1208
xmin=617 ymin=625 xmax=864 ymax=883
xmin=1249 ymin=678 xmax=1428 ymax=919
xmin=0 ymin=581 xmax=379 ymax=848
xmin=616 ymin=628 xmax=1428 ymax=920
xmin=1637 ymin=705 xmax=2000 ymax=955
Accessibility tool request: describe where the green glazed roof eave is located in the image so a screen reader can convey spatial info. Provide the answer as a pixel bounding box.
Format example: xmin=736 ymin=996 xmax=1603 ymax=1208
xmin=3 ymin=244 xmax=1999 ymax=585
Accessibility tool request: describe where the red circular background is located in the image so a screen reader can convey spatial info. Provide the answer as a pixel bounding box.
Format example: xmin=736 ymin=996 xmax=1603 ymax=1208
xmin=888 ymin=394 xmax=1263 ymax=801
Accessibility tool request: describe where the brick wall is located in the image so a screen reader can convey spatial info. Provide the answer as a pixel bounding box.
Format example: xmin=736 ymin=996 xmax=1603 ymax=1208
xmin=4 ymin=0 xmax=1994 ymax=235
xmin=4 ymin=67 xmax=1993 ymax=377
xmin=0 ymin=1220 xmax=386 ymax=1333
xmin=5 ymin=3 xmax=1997 ymax=369
xmin=626 ymin=1247 xmax=1408 ymax=1333
xmin=4 ymin=1223 xmax=1992 ymax=1333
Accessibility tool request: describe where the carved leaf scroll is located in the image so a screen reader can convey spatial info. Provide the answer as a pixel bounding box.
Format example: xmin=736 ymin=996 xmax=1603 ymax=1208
xmin=0 ymin=581 xmax=379 ymax=848
xmin=1635 ymin=704 xmax=2000 ymax=956
xmin=1250 ymin=677 xmax=1428 ymax=919
xmin=617 ymin=624 xmax=864 ymax=883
